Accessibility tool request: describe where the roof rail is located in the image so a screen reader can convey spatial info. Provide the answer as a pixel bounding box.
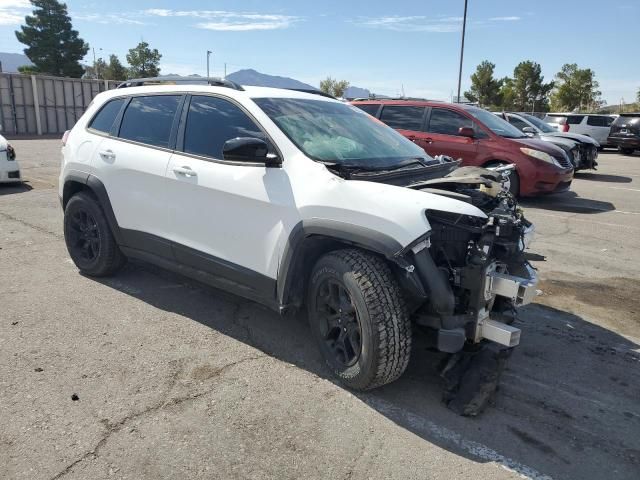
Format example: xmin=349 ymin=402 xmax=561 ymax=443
xmin=285 ymin=88 xmax=336 ymax=99
xmin=117 ymin=76 xmax=244 ymax=91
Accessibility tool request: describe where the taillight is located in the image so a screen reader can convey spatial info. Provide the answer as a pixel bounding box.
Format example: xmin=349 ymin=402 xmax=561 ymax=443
xmin=62 ymin=130 xmax=70 ymax=146
xmin=562 ymin=124 xmax=569 ymax=132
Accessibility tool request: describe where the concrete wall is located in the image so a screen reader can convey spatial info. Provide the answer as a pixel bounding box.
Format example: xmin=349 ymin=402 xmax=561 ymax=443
xmin=0 ymin=73 xmax=119 ymax=136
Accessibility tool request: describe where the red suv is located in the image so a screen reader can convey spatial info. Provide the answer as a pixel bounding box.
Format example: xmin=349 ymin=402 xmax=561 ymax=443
xmin=351 ymin=100 xmax=574 ymax=196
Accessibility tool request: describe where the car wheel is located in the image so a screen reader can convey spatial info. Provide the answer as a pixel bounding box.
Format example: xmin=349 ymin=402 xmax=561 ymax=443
xmin=307 ymin=249 xmax=411 ymax=390
xmin=620 ymin=148 xmax=634 ymax=155
xmin=64 ymin=191 xmax=126 ymax=276
xmin=486 ymin=161 xmax=520 ymax=197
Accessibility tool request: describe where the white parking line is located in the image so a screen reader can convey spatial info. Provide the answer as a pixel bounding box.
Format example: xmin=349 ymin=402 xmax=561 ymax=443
xmin=366 ymin=397 xmax=553 ymax=480
xmin=525 ymin=211 xmax=640 ymax=230
xmin=552 ymin=204 xmax=640 ymax=215
xmin=607 ymin=186 xmax=640 ymax=193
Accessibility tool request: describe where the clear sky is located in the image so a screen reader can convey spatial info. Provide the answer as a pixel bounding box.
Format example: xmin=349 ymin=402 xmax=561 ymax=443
xmin=0 ymin=0 xmax=638 ymax=104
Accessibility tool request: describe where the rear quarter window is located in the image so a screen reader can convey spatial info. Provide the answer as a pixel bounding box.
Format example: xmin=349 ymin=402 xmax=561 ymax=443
xmin=88 ymin=98 xmax=126 ymax=134
xmin=586 ymin=116 xmax=609 ymax=127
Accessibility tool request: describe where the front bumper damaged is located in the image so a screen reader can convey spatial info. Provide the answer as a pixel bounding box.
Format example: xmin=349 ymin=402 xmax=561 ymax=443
xmin=486 ymin=264 xmax=538 ymax=308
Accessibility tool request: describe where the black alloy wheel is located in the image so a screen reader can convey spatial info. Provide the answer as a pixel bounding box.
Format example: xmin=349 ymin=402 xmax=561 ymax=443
xmin=315 ymin=278 xmax=362 ymax=367
xmin=67 ymin=209 xmax=101 ymax=262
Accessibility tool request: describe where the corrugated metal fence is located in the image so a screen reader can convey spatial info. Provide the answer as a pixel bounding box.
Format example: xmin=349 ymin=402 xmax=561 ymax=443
xmin=0 ymin=73 xmax=119 ymax=136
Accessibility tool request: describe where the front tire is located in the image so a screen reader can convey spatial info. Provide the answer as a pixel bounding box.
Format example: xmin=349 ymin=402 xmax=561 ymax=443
xmin=307 ymin=249 xmax=411 ymax=390
xmin=64 ymin=191 xmax=126 ymax=277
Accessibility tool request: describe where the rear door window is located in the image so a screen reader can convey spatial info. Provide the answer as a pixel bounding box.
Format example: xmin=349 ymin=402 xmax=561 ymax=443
xmin=89 ymin=98 xmax=125 ymax=134
xmin=379 ymin=105 xmax=425 ymax=131
xmin=182 ymin=95 xmax=267 ymax=159
xmin=118 ymin=95 xmax=182 ymax=148
xmin=426 ymin=108 xmax=473 ymax=136
xmin=354 ymin=104 xmax=381 ymax=117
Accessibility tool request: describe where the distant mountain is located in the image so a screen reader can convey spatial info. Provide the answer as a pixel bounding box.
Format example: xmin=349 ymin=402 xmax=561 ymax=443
xmin=0 ymin=52 xmax=32 ymax=73
xmin=226 ymin=68 xmax=316 ymax=90
xmin=344 ymin=86 xmax=371 ymax=99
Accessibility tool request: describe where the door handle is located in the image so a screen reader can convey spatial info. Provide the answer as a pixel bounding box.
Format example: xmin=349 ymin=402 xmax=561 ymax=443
xmin=173 ymin=166 xmax=197 ymax=177
xmin=99 ymin=149 xmax=115 ymax=160
xmin=424 ymin=138 xmax=433 ymax=144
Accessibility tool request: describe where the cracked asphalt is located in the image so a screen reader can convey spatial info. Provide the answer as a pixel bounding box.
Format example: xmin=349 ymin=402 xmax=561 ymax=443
xmin=1 ymin=140 xmax=639 ymax=480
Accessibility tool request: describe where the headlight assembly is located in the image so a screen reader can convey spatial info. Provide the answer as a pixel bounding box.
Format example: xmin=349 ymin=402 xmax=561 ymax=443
xmin=520 ymin=147 xmax=559 ymax=166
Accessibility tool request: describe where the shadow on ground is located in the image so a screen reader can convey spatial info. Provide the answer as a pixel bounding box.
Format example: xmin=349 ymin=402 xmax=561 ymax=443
xmin=91 ymin=261 xmax=640 ymax=480
xmin=521 ymin=191 xmax=615 ymax=214
xmin=575 ymin=172 xmax=632 ymax=183
xmin=0 ymin=183 xmax=33 ymax=195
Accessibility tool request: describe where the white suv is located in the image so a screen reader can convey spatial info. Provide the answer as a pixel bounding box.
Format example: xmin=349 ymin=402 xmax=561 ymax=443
xmin=544 ymin=113 xmax=615 ymax=147
xmin=59 ymin=77 xmax=537 ymax=400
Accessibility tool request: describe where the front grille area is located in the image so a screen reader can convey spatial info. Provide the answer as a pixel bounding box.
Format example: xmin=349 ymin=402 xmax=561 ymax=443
xmin=554 ymin=151 xmax=573 ymax=170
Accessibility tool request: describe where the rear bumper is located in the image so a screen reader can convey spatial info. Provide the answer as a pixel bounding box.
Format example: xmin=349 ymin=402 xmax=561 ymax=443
xmin=607 ymin=137 xmax=640 ymax=149
xmin=0 ymin=158 xmax=21 ymax=183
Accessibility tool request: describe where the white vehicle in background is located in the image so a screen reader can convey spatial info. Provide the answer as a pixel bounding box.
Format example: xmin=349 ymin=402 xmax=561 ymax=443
xmin=0 ymin=134 xmax=21 ymax=183
xmin=543 ymin=113 xmax=615 ymax=147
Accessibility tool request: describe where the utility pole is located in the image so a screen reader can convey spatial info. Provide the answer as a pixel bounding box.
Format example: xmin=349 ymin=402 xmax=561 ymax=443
xmin=456 ymin=0 xmax=469 ymax=103
xmin=207 ymin=50 xmax=212 ymax=77
xmin=224 ymin=63 xmax=227 ymax=79
xmin=92 ymin=47 xmax=103 ymax=79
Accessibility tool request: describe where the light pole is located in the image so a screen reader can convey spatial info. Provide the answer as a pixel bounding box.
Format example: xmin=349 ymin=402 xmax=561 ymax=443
xmin=456 ymin=0 xmax=469 ymax=103
xmin=207 ymin=50 xmax=212 ymax=77
xmin=92 ymin=47 xmax=103 ymax=79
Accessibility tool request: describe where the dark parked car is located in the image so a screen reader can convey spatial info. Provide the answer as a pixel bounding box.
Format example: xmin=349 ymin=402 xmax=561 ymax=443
xmin=495 ymin=112 xmax=598 ymax=170
xmin=352 ymin=100 xmax=574 ymax=196
xmin=607 ymin=113 xmax=640 ymax=155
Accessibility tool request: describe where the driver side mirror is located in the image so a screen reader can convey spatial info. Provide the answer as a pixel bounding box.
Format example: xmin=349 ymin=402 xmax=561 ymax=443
xmin=522 ymin=126 xmax=537 ymax=137
xmin=458 ymin=127 xmax=475 ymax=138
xmin=222 ymin=137 xmax=281 ymax=167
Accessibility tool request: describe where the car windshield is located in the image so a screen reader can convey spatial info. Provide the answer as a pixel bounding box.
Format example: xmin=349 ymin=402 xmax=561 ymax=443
xmin=519 ymin=113 xmax=556 ymax=133
xmin=253 ymin=98 xmax=432 ymax=169
xmin=466 ymin=107 xmax=527 ymax=139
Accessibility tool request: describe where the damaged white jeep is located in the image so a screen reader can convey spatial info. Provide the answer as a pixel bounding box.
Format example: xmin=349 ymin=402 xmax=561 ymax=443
xmin=60 ymin=78 xmax=537 ymax=412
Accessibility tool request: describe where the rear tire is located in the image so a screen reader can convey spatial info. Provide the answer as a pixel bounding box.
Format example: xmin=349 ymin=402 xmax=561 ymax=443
xmin=307 ymin=249 xmax=411 ymax=390
xmin=486 ymin=161 xmax=520 ymax=196
xmin=64 ymin=191 xmax=126 ymax=277
xmin=620 ymin=147 xmax=634 ymax=155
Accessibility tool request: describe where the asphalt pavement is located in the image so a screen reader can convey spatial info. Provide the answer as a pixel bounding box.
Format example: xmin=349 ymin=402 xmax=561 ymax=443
xmin=1 ymin=140 xmax=638 ymax=480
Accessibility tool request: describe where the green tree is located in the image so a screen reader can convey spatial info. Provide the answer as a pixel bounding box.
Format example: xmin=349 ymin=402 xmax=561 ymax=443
xmin=550 ymin=64 xmax=602 ymax=112
xmin=15 ymin=0 xmax=89 ymax=77
xmin=464 ymin=60 xmax=503 ymax=107
xmin=500 ymin=61 xmax=553 ymax=112
xmin=103 ymin=54 xmax=127 ymax=81
xmin=126 ymin=41 xmax=162 ymax=78
xmin=636 ymin=87 xmax=640 ymax=105
xmin=84 ymin=57 xmax=107 ymax=79
xmin=319 ymin=77 xmax=350 ymax=98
